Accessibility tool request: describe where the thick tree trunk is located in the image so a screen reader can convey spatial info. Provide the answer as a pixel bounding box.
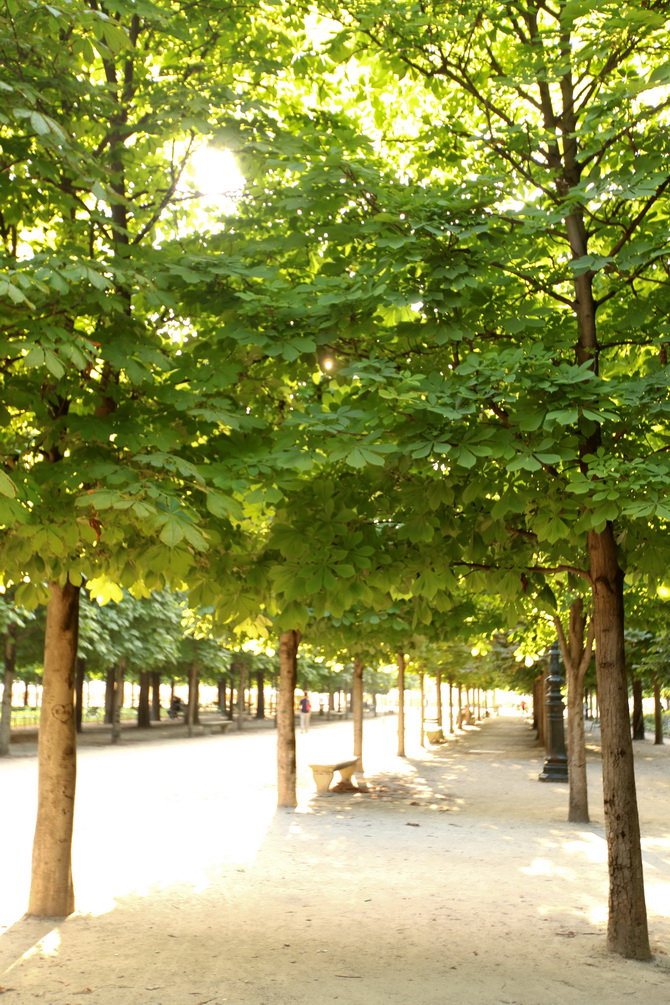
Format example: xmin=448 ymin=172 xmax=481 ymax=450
xmin=74 ymin=656 xmax=85 ymax=734
xmin=654 ymin=674 xmax=664 ymax=746
xmin=277 ymin=629 xmax=300 ymax=807
xmin=28 ymin=581 xmax=80 ymax=917
xmin=589 ymin=526 xmax=650 ymax=959
xmin=631 ymin=679 xmax=645 ymax=740
xmin=255 ymin=670 xmax=265 ymax=719
xmin=137 ymin=671 xmax=151 ymax=728
xmin=111 ymin=659 xmax=125 ymax=744
xmin=397 ymin=651 xmax=406 ymax=757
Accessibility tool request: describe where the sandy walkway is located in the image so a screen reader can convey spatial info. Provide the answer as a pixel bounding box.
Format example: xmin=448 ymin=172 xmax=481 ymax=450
xmin=2 ymin=714 xmax=670 ymax=1004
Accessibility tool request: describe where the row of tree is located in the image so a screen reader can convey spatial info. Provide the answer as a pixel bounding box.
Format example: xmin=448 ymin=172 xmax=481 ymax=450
xmin=3 ymin=0 xmax=670 ymax=959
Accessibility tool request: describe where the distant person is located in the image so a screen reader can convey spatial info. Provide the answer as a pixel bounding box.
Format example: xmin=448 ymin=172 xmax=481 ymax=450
xmin=520 ymin=700 xmax=527 ymax=714
xmin=298 ymin=692 xmax=311 ymax=733
xmin=169 ymin=695 xmax=185 ymax=719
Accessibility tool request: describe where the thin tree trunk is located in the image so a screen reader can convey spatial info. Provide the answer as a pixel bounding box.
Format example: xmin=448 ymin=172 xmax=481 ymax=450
xmin=137 ymin=671 xmax=151 ymax=728
xmin=277 ymin=629 xmax=300 ymax=807
xmin=589 ymin=526 xmax=650 ymax=959
xmin=0 ymin=625 xmax=17 ymax=757
xmin=436 ymin=668 xmax=443 ymax=731
xmin=255 ymin=670 xmax=265 ymax=719
xmin=397 ymin=651 xmax=406 ymax=757
xmin=104 ymin=665 xmax=115 ymax=724
xmin=419 ymin=670 xmax=425 ymax=747
xmin=235 ymin=656 xmax=247 ymax=731
xmin=555 ymin=600 xmax=593 ymax=824
xmin=28 ymin=581 xmax=80 ymax=917
xmin=448 ymin=680 xmax=454 ymax=734
xmin=654 ymin=674 xmax=664 ymax=745
xmin=150 ymin=671 xmax=161 ymax=721
xmin=187 ymin=661 xmax=199 ymax=737
xmin=631 ymin=678 xmax=645 ymax=740
xmin=111 ymin=659 xmax=125 ymax=745
xmin=352 ymin=656 xmax=368 ymax=790
xmin=217 ymin=676 xmax=227 ymax=715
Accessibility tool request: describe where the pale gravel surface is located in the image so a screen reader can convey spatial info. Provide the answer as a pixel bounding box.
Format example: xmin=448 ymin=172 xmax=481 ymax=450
xmin=2 ymin=712 xmax=670 ymax=1004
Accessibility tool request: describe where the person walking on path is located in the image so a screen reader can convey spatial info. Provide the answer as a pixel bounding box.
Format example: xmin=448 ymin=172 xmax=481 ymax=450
xmin=298 ymin=692 xmax=311 ymax=733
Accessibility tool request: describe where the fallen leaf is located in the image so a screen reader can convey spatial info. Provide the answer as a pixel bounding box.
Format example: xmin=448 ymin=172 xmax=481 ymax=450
xmin=406 ymin=822 xmax=420 ymax=827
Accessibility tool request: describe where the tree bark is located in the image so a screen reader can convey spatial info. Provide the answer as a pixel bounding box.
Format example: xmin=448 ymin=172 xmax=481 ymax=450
xmin=654 ymin=674 xmax=664 ymax=746
xmin=28 ymin=581 xmax=80 ymax=917
xmin=448 ymin=680 xmax=454 ymax=734
xmin=255 ymin=670 xmax=265 ymax=719
xmin=104 ymin=665 xmax=115 ymax=724
xmin=235 ymin=655 xmax=247 ymax=731
xmin=589 ymin=526 xmax=650 ymax=959
xmin=74 ymin=656 xmax=85 ymax=734
xmin=137 ymin=670 xmax=151 ymax=728
xmin=435 ymin=667 xmax=443 ymax=731
xmin=0 ymin=625 xmax=17 ymax=757
xmin=555 ymin=600 xmax=594 ymax=824
xmin=396 ymin=651 xmax=406 ymax=757
xmin=631 ymin=679 xmax=645 ymax=740
xmin=419 ymin=670 xmax=425 ymax=747
xmin=187 ymin=660 xmax=199 ymax=737
xmin=111 ymin=659 xmax=125 ymax=744
xmin=352 ymin=656 xmax=368 ymax=790
xmin=277 ymin=629 xmax=300 ymax=807
xmin=150 ymin=671 xmax=161 ymax=721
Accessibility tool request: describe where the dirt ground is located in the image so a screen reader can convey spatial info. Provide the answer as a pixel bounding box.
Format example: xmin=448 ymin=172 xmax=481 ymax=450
xmin=2 ymin=712 xmax=670 ymax=1004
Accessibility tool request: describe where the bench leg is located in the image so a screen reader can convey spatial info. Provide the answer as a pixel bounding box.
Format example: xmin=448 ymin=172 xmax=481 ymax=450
xmin=311 ymin=768 xmax=335 ymax=793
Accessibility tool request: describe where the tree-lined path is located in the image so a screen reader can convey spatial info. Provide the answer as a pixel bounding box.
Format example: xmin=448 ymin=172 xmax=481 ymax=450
xmin=2 ymin=714 xmax=670 ymax=1004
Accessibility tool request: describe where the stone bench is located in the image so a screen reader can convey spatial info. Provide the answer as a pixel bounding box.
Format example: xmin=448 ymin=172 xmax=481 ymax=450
xmin=308 ymin=757 xmax=361 ymax=794
xmin=199 ymin=716 xmax=232 ymax=734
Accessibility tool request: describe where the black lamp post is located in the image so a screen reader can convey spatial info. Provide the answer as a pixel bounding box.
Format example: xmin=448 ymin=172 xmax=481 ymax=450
xmin=538 ymin=641 xmax=569 ymax=783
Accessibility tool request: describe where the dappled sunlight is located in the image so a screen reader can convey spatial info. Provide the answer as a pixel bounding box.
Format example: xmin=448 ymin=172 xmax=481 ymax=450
xmin=520 ymin=857 xmax=578 ymax=881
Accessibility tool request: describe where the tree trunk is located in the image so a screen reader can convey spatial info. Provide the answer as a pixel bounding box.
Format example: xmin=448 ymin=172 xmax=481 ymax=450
xmin=448 ymin=680 xmax=454 ymax=734
xmin=235 ymin=656 xmax=247 ymax=731
xmin=654 ymin=674 xmax=664 ymax=746
xmin=631 ymin=678 xmax=645 ymax=740
xmin=150 ymin=671 xmax=161 ymax=721
xmin=187 ymin=661 xmax=199 ymax=737
xmin=104 ymin=665 xmax=115 ymax=724
xmin=74 ymin=656 xmax=85 ymax=734
xmin=137 ymin=671 xmax=151 ymax=728
xmin=111 ymin=659 xmax=125 ymax=744
xmin=436 ymin=668 xmax=443 ymax=731
xmin=588 ymin=526 xmax=650 ymax=959
xmin=277 ymin=629 xmax=300 ymax=807
xmin=397 ymin=651 xmax=406 ymax=757
xmin=217 ymin=676 xmax=227 ymax=715
xmin=555 ymin=599 xmax=593 ymax=824
xmin=0 ymin=625 xmax=17 ymax=757
xmin=419 ymin=670 xmax=425 ymax=747
xmin=352 ymin=656 xmax=368 ymax=790
xmin=28 ymin=581 xmax=80 ymax=917
xmin=255 ymin=670 xmax=265 ymax=719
